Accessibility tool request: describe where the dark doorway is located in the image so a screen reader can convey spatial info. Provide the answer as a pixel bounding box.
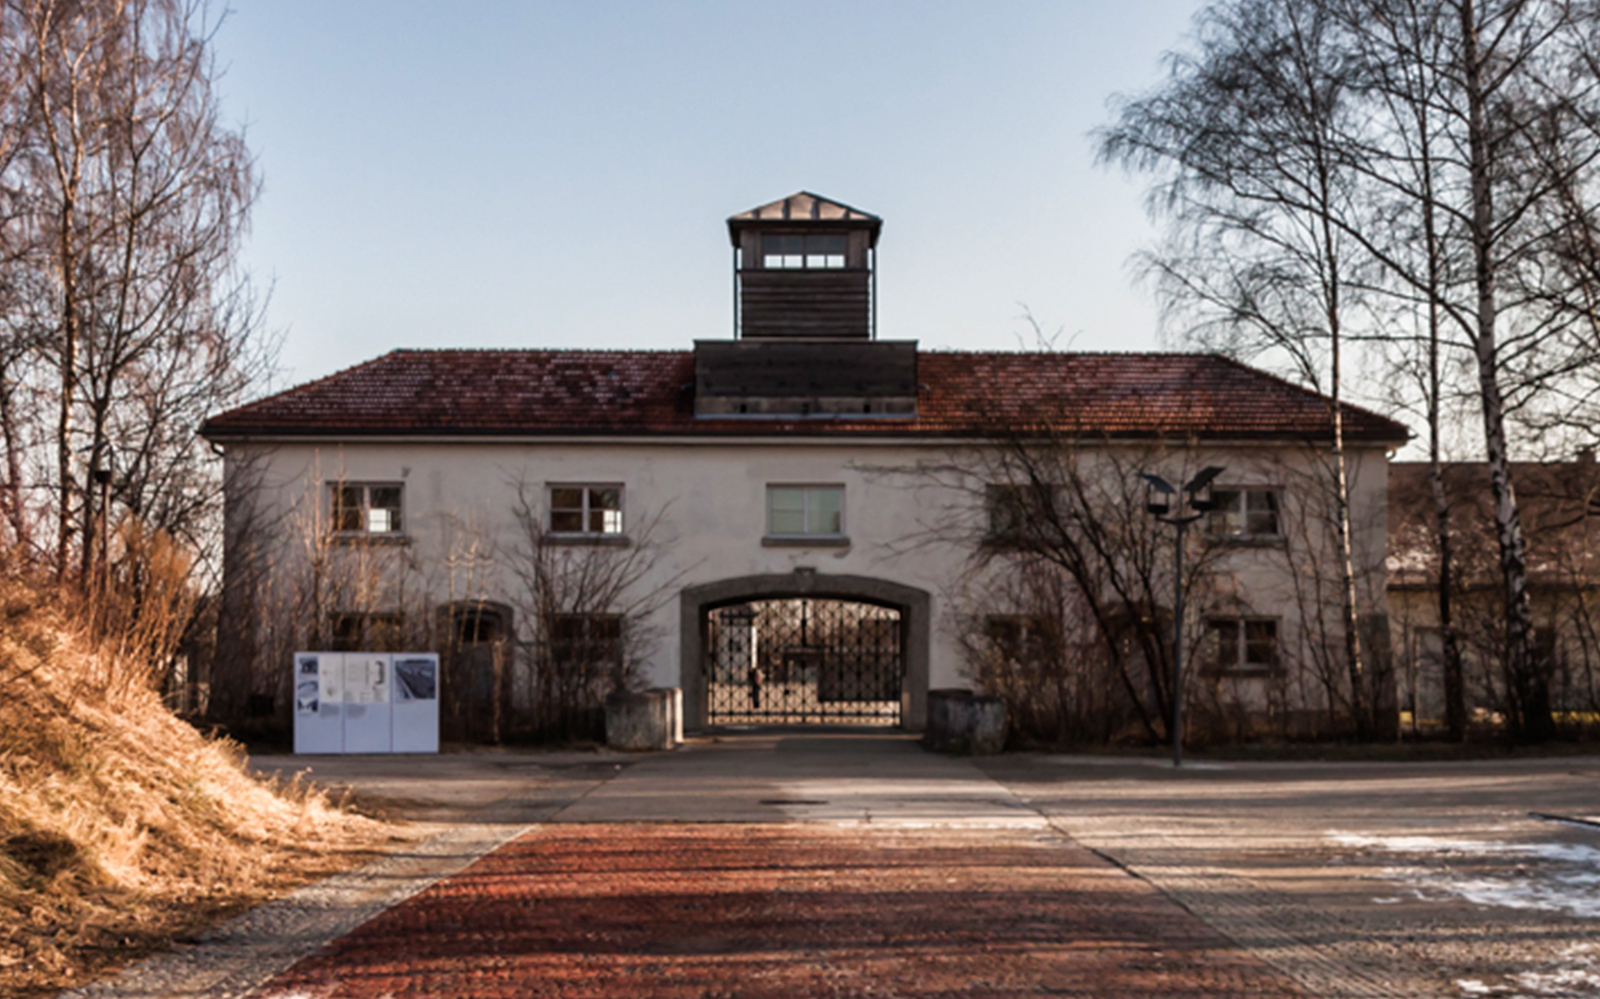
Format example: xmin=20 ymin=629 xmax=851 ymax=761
xmin=440 ymin=602 xmax=512 ymax=742
xmin=705 ymin=598 xmax=902 ymax=726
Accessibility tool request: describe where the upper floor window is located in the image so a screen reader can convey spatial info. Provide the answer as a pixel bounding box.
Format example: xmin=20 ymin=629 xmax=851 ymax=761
xmin=762 ymin=234 xmax=847 ymax=269
xmin=985 ymin=483 xmax=1054 ymax=545
xmin=1208 ymin=488 xmax=1280 ymax=538
xmin=1209 ymin=617 xmax=1277 ymax=674
xmin=549 ymin=485 xmax=623 ymax=535
xmin=767 ymin=485 xmax=843 ymax=537
xmin=332 ymin=483 xmax=403 ymax=534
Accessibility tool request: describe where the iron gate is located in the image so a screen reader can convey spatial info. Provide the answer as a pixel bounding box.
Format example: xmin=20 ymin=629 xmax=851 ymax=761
xmin=705 ymin=598 xmax=903 ymax=726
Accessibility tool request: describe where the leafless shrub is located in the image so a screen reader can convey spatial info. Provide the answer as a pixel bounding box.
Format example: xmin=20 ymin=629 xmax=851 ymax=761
xmin=505 ymin=481 xmax=681 ymax=743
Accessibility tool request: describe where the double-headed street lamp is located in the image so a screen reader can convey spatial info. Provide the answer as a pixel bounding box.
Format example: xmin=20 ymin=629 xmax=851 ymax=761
xmin=1142 ymin=466 xmax=1224 ymax=768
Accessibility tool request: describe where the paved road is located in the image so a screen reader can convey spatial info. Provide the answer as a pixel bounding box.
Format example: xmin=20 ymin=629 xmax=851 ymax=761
xmin=979 ymin=752 xmax=1600 ymax=999
xmin=67 ymin=735 xmax=1600 ymax=999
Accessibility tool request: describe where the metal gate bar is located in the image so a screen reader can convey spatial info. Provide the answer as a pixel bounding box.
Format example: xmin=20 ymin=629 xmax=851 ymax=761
xmin=705 ymin=599 xmax=903 ymax=726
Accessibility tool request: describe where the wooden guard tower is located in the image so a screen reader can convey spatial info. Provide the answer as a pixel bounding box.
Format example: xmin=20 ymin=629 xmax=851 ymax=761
xmin=727 ymin=191 xmax=881 ymax=340
xmin=695 ymin=193 xmax=915 ymax=418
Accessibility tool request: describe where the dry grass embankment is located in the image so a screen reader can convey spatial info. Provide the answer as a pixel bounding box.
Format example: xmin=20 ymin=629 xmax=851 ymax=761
xmin=0 ymin=578 xmax=397 ymax=998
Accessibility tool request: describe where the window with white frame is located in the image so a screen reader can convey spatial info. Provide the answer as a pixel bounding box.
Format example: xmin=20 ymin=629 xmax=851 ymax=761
xmin=1208 ymin=618 xmax=1277 ymax=673
xmin=766 ymin=485 xmax=844 ymax=537
xmin=549 ymin=485 xmax=624 ymax=535
xmin=1208 ymin=488 xmax=1281 ymax=538
xmin=331 ymin=483 xmax=403 ymax=535
xmin=761 ymin=234 xmax=847 ymax=269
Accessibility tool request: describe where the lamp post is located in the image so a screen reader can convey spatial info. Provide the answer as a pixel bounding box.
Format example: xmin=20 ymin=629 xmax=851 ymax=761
xmin=91 ymin=448 xmax=114 ymax=634
xmin=1142 ymin=466 xmax=1224 ymax=768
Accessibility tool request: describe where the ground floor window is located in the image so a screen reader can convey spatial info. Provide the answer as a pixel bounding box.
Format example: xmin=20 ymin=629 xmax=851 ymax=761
xmin=1208 ymin=617 xmax=1277 ymax=674
xmin=984 ymin=614 xmax=1055 ymax=669
xmin=548 ymin=613 xmax=623 ymax=668
xmin=329 ymin=611 xmax=404 ymax=651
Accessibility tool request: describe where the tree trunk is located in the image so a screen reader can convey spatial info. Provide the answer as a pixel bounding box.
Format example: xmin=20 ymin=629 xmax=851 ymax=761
xmin=1320 ymin=177 xmax=1369 ymax=738
xmin=1460 ymin=0 xmax=1554 ymax=741
xmin=0 ymin=358 xmax=28 ymax=553
xmin=1429 ymin=461 xmax=1467 ymax=738
xmin=1418 ymin=108 xmax=1468 ymax=742
xmin=54 ymin=214 xmax=76 ymax=583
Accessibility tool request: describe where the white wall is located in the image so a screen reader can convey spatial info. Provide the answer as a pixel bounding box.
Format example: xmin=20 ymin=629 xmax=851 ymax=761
xmin=227 ymin=435 xmax=1392 ymax=719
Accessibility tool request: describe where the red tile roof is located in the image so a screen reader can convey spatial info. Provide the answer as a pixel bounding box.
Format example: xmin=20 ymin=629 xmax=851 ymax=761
xmin=200 ymin=348 xmax=1411 ymax=444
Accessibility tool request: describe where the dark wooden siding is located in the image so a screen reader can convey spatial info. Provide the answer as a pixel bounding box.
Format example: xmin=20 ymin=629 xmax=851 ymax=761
xmin=738 ymin=269 xmax=871 ymax=340
xmin=696 ymin=340 xmax=916 ymax=397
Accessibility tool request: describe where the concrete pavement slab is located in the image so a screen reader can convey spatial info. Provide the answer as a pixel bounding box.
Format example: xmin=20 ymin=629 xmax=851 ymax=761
xmin=63 ymin=737 xmax=1600 ymax=999
xmin=248 ymin=749 xmax=636 ymax=823
xmin=980 ymin=752 xmax=1600 ymax=999
xmin=550 ymin=731 xmax=1046 ymax=827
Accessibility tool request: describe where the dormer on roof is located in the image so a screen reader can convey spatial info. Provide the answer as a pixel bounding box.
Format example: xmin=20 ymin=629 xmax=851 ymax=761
xmin=727 ymin=191 xmax=881 ymax=340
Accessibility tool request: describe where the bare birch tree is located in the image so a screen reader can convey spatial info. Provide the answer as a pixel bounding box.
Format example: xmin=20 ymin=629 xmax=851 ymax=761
xmin=506 ymin=483 xmax=681 ymax=742
xmin=1336 ymin=0 xmax=1600 ymax=740
xmin=1099 ymin=0 xmax=1379 ymax=735
xmin=0 ymin=0 xmax=268 ymax=586
xmin=1105 ymin=0 xmax=1600 ymax=741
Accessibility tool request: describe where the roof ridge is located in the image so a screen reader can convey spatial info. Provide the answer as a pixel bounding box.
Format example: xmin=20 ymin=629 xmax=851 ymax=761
xmin=388 ymin=346 xmax=691 ymax=356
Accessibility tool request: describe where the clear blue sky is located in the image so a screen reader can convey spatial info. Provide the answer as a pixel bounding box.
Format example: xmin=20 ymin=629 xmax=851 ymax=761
xmin=213 ymin=2 xmax=1205 ymax=387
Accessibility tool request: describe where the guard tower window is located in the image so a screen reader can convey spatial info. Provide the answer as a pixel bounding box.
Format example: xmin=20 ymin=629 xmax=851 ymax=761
xmin=762 ymin=234 xmax=846 ymax=269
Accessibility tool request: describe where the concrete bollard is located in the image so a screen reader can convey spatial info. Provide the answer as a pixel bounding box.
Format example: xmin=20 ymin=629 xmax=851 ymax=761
xmin=924 ymin=688 xmax=971 ymax=752
xmin=923 ymin=688 xmax=1007 ymax=755
xmin=647 ymin=686 xmax=683 ymax=747
xmin=605 ymin=689 xmax=675 ymax=751
xmin=967 ymin=695 xmax=1007 ymax=755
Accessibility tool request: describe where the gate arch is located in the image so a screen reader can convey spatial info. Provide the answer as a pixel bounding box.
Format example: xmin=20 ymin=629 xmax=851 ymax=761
xmin=680 ymin=571 xmax=930 ymax=732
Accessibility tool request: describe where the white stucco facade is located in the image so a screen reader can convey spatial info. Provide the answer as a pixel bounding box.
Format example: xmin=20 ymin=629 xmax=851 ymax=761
xmin=220 ymin=431 xmax=1394 ymax=734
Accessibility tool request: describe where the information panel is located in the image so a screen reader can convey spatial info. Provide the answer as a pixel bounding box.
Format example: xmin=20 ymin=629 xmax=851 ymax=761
xmin=292 ymin=651 xmax=437 ymax=754
xmin=341 ymin=653 xmax=392 ymax=753
xmin=390 ymin=653 xmax=440 ymax=754
xmin=292 ymin=652 xmax=343 ymax=754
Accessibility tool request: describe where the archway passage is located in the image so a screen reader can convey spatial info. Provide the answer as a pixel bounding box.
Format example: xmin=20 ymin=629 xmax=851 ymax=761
xmin=705 ymin=598 xmax=903 ymax=726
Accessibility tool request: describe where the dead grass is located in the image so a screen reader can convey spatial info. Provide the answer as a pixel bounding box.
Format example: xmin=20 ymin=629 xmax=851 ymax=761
xmin=0 ymin=577 xmax=401 ymax=998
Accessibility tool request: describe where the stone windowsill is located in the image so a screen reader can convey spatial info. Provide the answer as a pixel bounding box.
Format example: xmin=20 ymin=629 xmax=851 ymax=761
xmin=329 ymin=532 xmax=411 ymax=547
xmin=546 ymin=533 xmax=631 ymax=547
xmin=761 ymin=535 xmax=851 ymax=549
xmin=1208 ymin=534 xmax=1289 ymax=550
xmin=1201 ymin=666 xmax=1281 ymax=679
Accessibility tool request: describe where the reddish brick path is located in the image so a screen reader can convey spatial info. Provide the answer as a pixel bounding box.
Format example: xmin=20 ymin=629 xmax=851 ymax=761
xmin=257 ymin=824 xmax=1306 ymax=999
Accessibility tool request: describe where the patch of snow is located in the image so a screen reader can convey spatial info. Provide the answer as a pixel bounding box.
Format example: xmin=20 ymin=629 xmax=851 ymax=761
xmin=1510 ymin=944 xmax=1600 ymax=997
xmin=1327 ymin=833 xmax=1600 ymax=920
